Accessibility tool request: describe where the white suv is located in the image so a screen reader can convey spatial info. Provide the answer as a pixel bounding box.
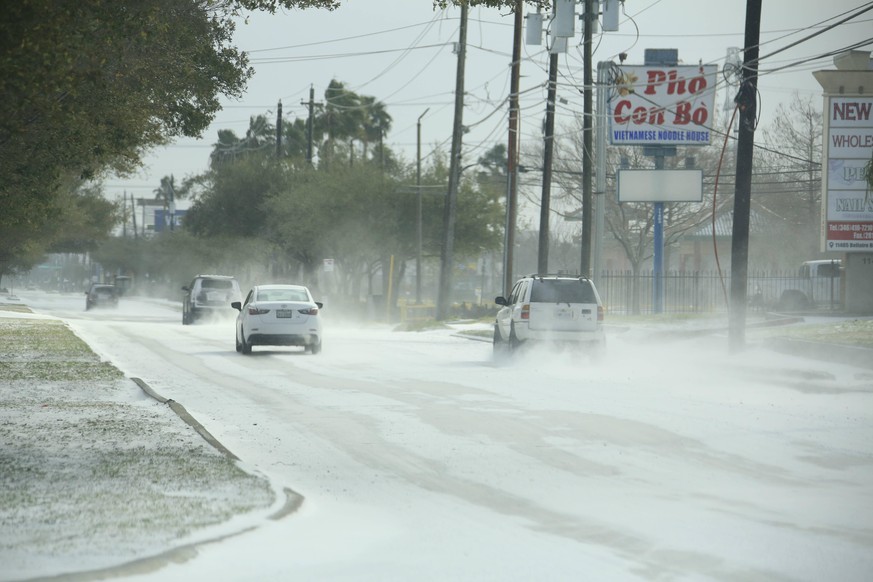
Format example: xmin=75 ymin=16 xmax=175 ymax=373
xmin=182 ymin=275 xmax=242 ymax=324
xmin=493 ymin=274 xmax=605 ymax=355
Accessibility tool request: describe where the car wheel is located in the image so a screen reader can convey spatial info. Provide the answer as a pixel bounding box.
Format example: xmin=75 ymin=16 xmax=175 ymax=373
xmin=240 ymin=331 xmax=252 ymax=355
xmin=182 ymin=306 xmax=190 ymax=325
xmin=310 ymin=341 xmax=322 ymax=355
xmin=509 ymin=324 xmax=522 ymax=351
xmin=235 ymin=331 xmax=242 ymax=353
xmin=492 ymin=325 xmax=508 ymax=357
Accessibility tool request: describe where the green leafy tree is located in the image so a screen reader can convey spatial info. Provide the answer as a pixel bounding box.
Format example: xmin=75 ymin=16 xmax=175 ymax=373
xmin=264 ymin=164 xmax=392 ymax=289
xmin=1 ymin=0 xmax=337 ymax=278
xmin=48 ymin=185 xmax=120 ymax=254
xmin=184 ymin=156 xmax=282 ymax=239
xmin=91 ymin=237 xmax=145 ymax=282
xmin=0 ymin=181 xmax=118 ymax=281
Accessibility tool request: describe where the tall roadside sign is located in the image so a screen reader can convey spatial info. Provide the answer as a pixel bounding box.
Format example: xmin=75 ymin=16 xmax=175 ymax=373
xmin=814 ymin=50 xmax=873 ymax=314
xmin=823 ymin=96 xmax=873 ymax=250
xmin=609 ymin=63 xmax=718 ymax=148
xmin=608 ymin=51 xmax=718 ymax=312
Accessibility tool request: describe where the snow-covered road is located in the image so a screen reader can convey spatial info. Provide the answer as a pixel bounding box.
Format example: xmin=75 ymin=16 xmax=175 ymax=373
xmin=24 ymin=292 xmax=873 ymax=581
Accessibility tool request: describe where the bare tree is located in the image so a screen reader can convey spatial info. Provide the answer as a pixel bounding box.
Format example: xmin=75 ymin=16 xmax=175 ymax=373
xmin=533 ymin=114 xmax=727 ymax=312
xmin=755 ymin=93 xmax=823 ymax=259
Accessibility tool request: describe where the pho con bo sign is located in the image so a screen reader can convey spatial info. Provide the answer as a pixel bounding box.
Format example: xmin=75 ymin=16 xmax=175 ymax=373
xmin=822 ymin=97 xmax=873 ymax=252
xmin=608 ymin=65 xmax=718 ymax=146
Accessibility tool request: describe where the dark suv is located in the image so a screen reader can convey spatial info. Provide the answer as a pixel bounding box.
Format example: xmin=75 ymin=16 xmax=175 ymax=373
xmin=182 ymin=275 xmax=242 ymax=324
xmin=494 ymin=274 xmax=605 ymax=356
xmin=85 ymin=284 xmax=118 ymax=310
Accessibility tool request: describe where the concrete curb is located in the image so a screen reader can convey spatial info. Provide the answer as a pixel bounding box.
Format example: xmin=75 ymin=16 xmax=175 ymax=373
xmin=131 ymin=377 xmax=240 ymax=461
xmin=130 ymin=376 xmax=305 ymax=519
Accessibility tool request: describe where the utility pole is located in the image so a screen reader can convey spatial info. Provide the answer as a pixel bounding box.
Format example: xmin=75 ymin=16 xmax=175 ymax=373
xmin=538 ymin=49 xmax=558 ymax=274
xmin=168 ymin=175 xmax=175 ymax=232
xmin=416 ymin=107 xmax=430 ymax=305
xmin=593 ymin=61 xmax=609 ymax=289
xmin=580 ymin=0 xmax=594 ymax=277
xmin=130 ymin=192 xmax=138 ymax=240
xmin=436 ymin=1 xmax=467 ymax=321
xmin=504 ymin=1 xmax=522 ymax=296
xmin=302 ymin=85 xmax=317 ymax=165
xmin=729 ymin=0 xmax=762 ymax=352
xmin=276 ymin=100 xmax=283 ymax=157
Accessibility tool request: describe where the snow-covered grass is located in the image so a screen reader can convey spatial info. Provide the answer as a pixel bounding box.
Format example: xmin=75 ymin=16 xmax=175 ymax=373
xmin=0 ymin=310 xmax=275 ymax=580
xmin=748 ymin=317 xmax=873 ymax=348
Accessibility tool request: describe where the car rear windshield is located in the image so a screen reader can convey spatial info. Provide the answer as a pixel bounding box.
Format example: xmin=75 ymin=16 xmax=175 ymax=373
xmin=257 ymin=289 xmax=309 ymax=302
xmin=530 ymin=279 xmax=596 ymax=303
xmin=201 ymin=279 xmax=234 ymax=289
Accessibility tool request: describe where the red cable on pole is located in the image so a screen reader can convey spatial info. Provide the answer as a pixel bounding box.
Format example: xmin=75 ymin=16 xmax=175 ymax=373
xmin=712 ymin=104 xmax=739 ymax=310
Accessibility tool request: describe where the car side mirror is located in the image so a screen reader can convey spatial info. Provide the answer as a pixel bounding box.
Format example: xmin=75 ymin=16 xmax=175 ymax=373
xmin=316 ymin=302 xmax=323 ymax=309
xmin=181 ymin=286 xmax=189 ymax=292
xmin=495 ymin=296 xmax=508 ymax=306
xmin=231 ymin=301 xmax=242 ymax=311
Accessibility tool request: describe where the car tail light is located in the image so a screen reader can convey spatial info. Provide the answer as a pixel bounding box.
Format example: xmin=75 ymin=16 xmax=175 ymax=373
xmin=597 ymin=305 xmax=604 ymax=321
xmin=298 ymin=307 xmax=319 ymax=316
xmin=247 ymin=306 xmax=270 ymax=315
xmin=520 ymin=304 xmax=530 ymax=320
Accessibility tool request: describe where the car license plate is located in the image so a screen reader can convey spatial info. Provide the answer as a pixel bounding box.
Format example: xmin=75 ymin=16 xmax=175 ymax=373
xmin=555 ymin=308 xmax=574 ymax=319
xmin=276 ymin=309 xmax=294 ymax=318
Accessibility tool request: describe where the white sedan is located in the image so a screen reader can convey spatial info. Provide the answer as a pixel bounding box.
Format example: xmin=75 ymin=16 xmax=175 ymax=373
xmin=231 ymin=284 xmax=323 ymax=355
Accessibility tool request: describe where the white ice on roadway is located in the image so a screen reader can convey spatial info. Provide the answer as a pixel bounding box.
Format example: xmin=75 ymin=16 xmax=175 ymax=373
xmin=7 ymin=291 xmax=873 ymax=582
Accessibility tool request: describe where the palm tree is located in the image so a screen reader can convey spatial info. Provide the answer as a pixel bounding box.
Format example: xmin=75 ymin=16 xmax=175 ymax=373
xmin=318 ymin=79 xmax=363 ymax=167
xmin=210 ymin=129 xmax=243 ymax=168
xmin=360 ymin=96 xmax=392 ymax=163
xmin=281 ymin=118 xmax=310 ymax=161
xmin=153 ymin=175 xmax=176 ymax=230
xmin=244 ymin=114 xmax=275 ymax=151
xmin=209 ymin=115 xmax=276 ymax=168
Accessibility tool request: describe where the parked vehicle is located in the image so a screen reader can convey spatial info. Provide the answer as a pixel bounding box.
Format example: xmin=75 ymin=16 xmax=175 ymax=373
xmin=113 ymin=276 xmax=133 ymax=296
xmin=493 ymin=274 xmax=605 ymax=357
xmin=85 ymin=284 xmax=118 ymax=310
xmin=777 ymin=259 xmax=842 ymax=311
xmin=182 ymin=275 xmax=242 ymax=324
xmin=232 ymin=284 xmax=323 ymax=355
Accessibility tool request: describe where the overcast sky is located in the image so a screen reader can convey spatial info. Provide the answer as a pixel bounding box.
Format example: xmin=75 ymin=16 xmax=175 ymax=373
xmin=104 ymin=0 xmax=873 ymax=202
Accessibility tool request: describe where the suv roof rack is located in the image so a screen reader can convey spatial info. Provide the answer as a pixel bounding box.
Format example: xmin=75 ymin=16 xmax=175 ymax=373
xmin=525 ymin=273 xmax=590 ymax=280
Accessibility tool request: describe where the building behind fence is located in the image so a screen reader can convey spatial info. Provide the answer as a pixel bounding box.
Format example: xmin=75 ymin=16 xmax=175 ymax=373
xmin=599 ymin=269 xmax=843 ymax=315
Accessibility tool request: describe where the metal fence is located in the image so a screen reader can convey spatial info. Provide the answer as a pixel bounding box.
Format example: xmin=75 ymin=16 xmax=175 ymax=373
xmin=598 ymin=270 xmax=843 ymax=315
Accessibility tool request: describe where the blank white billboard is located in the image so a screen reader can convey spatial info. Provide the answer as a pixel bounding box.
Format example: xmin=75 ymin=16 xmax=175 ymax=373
xmin=617 ymin=169 xmax=703 ymax=203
